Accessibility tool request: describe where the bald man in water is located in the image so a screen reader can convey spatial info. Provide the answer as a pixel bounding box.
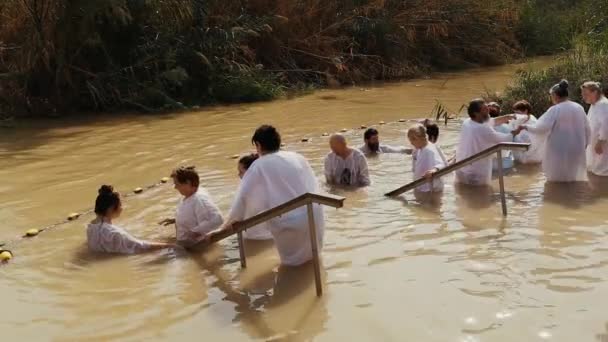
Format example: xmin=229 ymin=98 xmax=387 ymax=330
xmin=324 ymin=134 xmax=370 ymax=186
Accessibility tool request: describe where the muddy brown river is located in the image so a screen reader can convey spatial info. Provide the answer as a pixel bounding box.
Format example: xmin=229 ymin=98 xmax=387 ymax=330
xmin=3 ymin=57 xmax=608 ymax=341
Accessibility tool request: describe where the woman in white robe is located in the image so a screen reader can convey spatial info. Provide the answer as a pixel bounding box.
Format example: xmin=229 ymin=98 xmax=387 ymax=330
xmin=207 ymin=125 xmax=324 ymax=266
xmin=88 ymin=185 xmax=175 ymax=254
xmin=582 ymin=81 xmax=608 ymax=176
xmin=521 ymin=80 xmax=591 ymax=182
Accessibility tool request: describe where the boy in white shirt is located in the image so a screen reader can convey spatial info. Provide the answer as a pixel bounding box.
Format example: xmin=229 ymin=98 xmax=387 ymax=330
xmin=159 ymin=166 xmax=224 ymax=247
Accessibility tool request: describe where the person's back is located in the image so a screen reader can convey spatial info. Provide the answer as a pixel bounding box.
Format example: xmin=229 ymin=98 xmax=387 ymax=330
xmin=87 ymin=221 xmax=149 ymax=254
xmin=231 ymin=150 xmax=324 ymax=266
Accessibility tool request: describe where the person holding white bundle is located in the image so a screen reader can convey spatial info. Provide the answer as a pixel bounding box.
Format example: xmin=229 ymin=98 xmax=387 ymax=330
xmin=206 ymin=125 xmax=324 ymax=266
xmin=509 ymin=100 xmax=544 ymax=164
xmin=159 ymin=166 xmax=224 ymax=247
xmin=582 ymin=81 xmax=608 ymax=176
xmin=455 ymin=99 xmax=522 ymax=186
xmin=519 ymin=80 xmax=591 ymax=182
xmin=407 ymin=124 xmax=447 ymax=192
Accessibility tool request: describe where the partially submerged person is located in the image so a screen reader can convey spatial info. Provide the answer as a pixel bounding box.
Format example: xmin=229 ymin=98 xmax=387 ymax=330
xmin=520 ymin=80 xmax=591 ymax=182
xmin=422 ymin=119 xmax=451 ymax=164
xmin=509 ymin=100 xmax=544 ymax=164
xmin=488 ymin=102 xmax=514 ymax=171
xmin=206 ymin=125 xmax=324 ymax=266
xmin=87 ymin=185 xmax=175 ymax=254
xmin=325 ymin=133 xmax=371 ymax=186
xmin=359 ymin=128 xmax=411 ymax=155
xmin=455 ymin=99 xmax=522 ymax=185
xmin=159 ymin=166 xmax=224 ymax=247
xmin=237 ymin=153 xmax=273 ymax=240
xmin=582 ymin=81 xmax=608 ymax=176
xmin=407 ymin=124 xmax=447 ymax=192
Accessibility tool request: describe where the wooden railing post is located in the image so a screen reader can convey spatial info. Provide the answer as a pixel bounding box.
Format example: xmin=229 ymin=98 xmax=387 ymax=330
xmin=237 ymin=231 xmax=247 ymax=268
xmin=307 ymin=202 xmax=323 ymax=297
xmin=496 ymin=150 xmax=507 ymax=216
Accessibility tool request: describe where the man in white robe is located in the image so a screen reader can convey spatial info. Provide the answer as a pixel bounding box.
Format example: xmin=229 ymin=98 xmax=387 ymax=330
xmin=582 ymin=81 xmax=608 ymax=176
xmin=206 ymin=125 xmax=324 ymax=266
xmin=325 ymin=134 xmax=371 ymax=186
xmin=455 ymin=99 xmax=521 ymax=185
xmin=359 ymin=128 xmax=412 ymax=155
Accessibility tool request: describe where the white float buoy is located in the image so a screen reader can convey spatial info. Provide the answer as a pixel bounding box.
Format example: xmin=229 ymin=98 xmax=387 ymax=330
xmin=340 ymin=128 xmax=348 ymax=133
xmin=134 ymin=187 xmax=143 ymax=194
xmin=379 ymin=121 xmax=385 ymax=125
xmin=322 ymin=133 xmax=329 ymax=137
xmin=67 ymin=213 xmax=80 ymax=221
xmin=24 ymin=229 xmax=39 ymax=237
xmin=398 ymin=119 xmax=405 ymax=122
xmin=161 ymin=177 xmax=169 ymax=183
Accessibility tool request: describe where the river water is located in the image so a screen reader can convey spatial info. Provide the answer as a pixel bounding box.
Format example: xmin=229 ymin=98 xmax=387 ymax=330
xmin=2 ymin=57 xmax=608 ymax=341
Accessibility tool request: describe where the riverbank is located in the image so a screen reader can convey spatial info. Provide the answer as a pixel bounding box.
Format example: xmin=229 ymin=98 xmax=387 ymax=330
xmin=0 ymin=0 xmax=588 ymax=119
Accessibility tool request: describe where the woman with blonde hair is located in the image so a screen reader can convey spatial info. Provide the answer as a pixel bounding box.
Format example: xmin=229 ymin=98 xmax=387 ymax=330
xmin=407 ymin=124 xmax=447 ymax=192
xmin=582 ymin=81 xmax=608 ymax=176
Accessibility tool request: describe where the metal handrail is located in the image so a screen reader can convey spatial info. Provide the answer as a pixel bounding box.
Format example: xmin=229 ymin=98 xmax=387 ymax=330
xmin=204 ymin=192 xmax=345 ymax=296
xmin=385 ymin=142 xmax=530 ymax=215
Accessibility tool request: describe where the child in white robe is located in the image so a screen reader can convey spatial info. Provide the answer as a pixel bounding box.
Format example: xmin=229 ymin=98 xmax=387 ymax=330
xmin=509 ymin=100 xmax=544 ymax=164
xmin=159 ymin=166 xmax=224 ymax=247
xmin=87 ymin=185 xmax=174 ymax=254
xmin=582 ymin=81 xmax=608 ymax=176
xmin=408 ymin=124 xmax=447 ymax=192
xmin=237 ymin=154 xmax=273 ymax=240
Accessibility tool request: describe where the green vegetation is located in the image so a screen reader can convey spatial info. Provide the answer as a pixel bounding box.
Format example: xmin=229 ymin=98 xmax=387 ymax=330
xmin=0 ymin=0 xmax=598 ymax=118
xmin=500 ymin=0 xmax=608 ymax=115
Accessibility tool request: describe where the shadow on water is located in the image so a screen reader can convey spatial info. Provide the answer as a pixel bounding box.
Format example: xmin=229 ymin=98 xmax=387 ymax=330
xmin=191 ymin=243 xmax=328 ymax=341
xmin=455 ymin=183 xmax=495 ymax=210
xmin=542 ymin=181 xmax=596 ymax=208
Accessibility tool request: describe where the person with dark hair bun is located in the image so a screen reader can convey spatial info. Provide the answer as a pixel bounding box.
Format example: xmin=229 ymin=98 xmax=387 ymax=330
xmin=519 ymin=80 xmax=591 ymax=182
xmin=87 ymin=185 xmax=175 ymax=254
xmin=236 ymin=153 xmax=272 ymax=240
xmin=358 ymin=128 xmax=411 ymax=155
xmin=159 ymin=166 xmax=224 ymax=247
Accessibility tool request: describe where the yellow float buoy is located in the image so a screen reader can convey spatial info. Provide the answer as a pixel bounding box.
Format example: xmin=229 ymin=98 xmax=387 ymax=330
xmin=67 ymin=213 xmax=80 ymax=221
xmin=301 ymin=138 xmax=310 ymax=142
xmin=134 ymin=187 xmax=143 ymax=194
xmin=24 ymin=229 xmax=39 ymax=237
xmin=0 ymin=251 xmax=12 ymax=262
xmin=398 ymin=118 xmax=406 ymax=122
xmin=161 ymin=177 xmax=169 ymax=183
xmin=379 ymin=121 xmax=385 ymax=125
xmin=340 ymin=128 xmax=348 ymax=133
xmin=360 ymin=125 xmax=367 ymax=129
xmin=322 ymin=133 xmax=329 ymax=137
xmin=230 ymin=154 xmax=239 ymax=159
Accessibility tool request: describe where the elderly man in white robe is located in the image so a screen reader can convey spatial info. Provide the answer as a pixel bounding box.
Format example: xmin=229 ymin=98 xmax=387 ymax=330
xmin=325 ymin=133 xmax=371 ymax=186
xmin=205 ymin=125 xmax=324 ymax=266
xmin=520 ymin=80 xmax=591 ymax=182
xmin=582 ymin=81 xmax=608 ymax=176
xmin=455 ymin=99 xmax=523 ymax=186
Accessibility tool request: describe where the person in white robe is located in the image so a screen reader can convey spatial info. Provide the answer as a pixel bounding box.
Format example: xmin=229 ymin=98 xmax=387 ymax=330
xmin=325 ymin=134 xmax=370 ymax=186
xmin=159 ymin=166 xmax=224 ymax=247
xmin=488 ymin=102 xmax=515 ymax=171
xmin=407 ymin=124 xmax=447 ymax=192
xmin=359 ymin=128 xmax=412 ymax=155
xmin=206 ymin=125 xmax=324 ymax=266
xmin=520 ymin=80 xmax=591 ymax=182
xmin=236 ymin=153 xmax=273 ymax=240
xmin=508 ymin=100 xmax=545 ymax=164
xmin=88 ymin=185 xmax=175 ymax=254
xmin=582 ymin=81 xmax=608 ymax=176
xmin=455 ymin=99 xmax=522 ymax=185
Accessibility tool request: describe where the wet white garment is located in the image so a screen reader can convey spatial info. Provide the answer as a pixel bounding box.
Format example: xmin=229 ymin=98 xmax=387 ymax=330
xmin=227 ymin=151 xmax=324 ymax=266
xmin=455 ymin=118 xmax=514 ymax=185
xmin=412 ymin=143 xmax=447 ymax=192
xmin=525 ymin=100 xmax=591 ymax=182
xmin=175 ymin=188 xmax=224 ymax=245
xmin=492 ymin=123 xmax=514 ymax=171
xmin=358 ymin=143 xmax=412 ymax=155
xmin=324 ymin=148 xmax=370 ymax=186
xmin=87 ymin=221 xmax=149 ymax=254
xmin=510 ymin=114 xmax=545 ymax=164
xmin=586 ymin=96 xmax=608 ymax=176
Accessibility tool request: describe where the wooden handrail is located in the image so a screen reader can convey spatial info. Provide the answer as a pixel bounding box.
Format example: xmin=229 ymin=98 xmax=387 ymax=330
xmin=202 ymin=192 xmax=345 ymax=297
xmin=385 ymin=142 xmax=530 ymax=197
xmin=206 ymin=193 xmax=345 ymax=244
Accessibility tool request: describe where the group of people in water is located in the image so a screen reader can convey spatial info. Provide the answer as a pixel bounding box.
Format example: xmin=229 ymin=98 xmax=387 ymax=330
xmin=87 ymin=79 xmax=608 ymax=267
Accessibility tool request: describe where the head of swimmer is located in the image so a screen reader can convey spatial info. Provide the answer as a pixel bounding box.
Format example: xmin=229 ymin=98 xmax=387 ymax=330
xmin=468 ymin=98 xmax=490 ymax=123
xmin=407 ymin=124 xmax=428 ymax=149
xmin=329 ymin=133 xmax=349 ymax=157
xmin=237 ymin=153 xmax=258 ymax=179
xmin=252 ymin=125 xmax=281 ymax=156
xmin=95 ymin=185 xmax=122 ymax=220
xmin=363 ymin=128 xmax=380 ymax=152
xmin=171 ymin=166 xmax=199 ymax=197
